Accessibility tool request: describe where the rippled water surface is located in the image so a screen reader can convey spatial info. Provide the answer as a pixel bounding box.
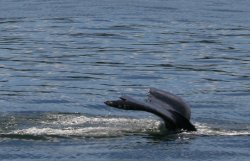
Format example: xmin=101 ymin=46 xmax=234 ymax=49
xmin=0 ymin=0 xmax=250 ymax=160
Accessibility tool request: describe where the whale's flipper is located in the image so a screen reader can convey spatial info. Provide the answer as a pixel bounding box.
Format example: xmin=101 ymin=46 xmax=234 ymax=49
xmin=104 ymin=88 xmax=196 ymax=131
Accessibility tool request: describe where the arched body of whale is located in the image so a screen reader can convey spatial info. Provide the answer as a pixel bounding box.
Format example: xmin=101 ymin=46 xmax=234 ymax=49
xmin=104 ymin=88 xmax=196 ymax=131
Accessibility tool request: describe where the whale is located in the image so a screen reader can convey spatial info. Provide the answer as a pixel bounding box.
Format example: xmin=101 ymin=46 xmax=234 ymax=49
xmin=104 ymin=88 xmax=196 ymax=131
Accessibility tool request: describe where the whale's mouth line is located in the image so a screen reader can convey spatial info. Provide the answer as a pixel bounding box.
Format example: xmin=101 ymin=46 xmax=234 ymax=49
xmin=0 ymin=113 xmax=249 ymax=140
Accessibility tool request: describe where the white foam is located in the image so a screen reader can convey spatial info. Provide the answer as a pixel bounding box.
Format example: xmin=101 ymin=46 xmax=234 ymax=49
xmin=12 ymin=127 xmax=129 ymax=137
xmin=185 ymin=122 xmax=250 ymax=136
xmin=11 ymin=115 xmax=162 ymax=137
xmin=43 ymin=114 xmax=160 ymax=127
xmin=6 ymin=114 xmax=250 ymax=138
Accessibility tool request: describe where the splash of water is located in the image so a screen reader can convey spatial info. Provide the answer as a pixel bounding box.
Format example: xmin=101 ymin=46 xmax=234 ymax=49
xmin=185 ymin=122 xmax=250 ymax=136
xmin=5 ymin=114 xmax=163 ymax=138
xmin=1 ymin=113 xmax=249 ymax=139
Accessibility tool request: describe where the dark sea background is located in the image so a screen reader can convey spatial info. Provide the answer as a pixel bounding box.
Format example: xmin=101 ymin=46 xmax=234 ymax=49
xmin=0 ymin=0 xmax=249 ymax=160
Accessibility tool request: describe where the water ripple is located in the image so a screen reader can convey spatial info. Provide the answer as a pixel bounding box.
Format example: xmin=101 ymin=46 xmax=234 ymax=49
xmin=0 ymin=0 xmax=250 ymax=160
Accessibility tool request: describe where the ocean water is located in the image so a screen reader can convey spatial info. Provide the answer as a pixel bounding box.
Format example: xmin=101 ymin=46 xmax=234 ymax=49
xmin=0 ymin=0 xmax=249 ymax=160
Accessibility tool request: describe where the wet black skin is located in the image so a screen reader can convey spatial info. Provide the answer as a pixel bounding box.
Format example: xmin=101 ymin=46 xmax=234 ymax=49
xmin=104 ymin=88 xmax=196 ymax=132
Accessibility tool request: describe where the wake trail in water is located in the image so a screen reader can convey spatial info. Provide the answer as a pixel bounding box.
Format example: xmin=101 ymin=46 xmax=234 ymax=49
xmin=0 ymin=113 xmax=162 ymax=138
xmin=191 ymin=122 xmax=250 ymax=136
xmin=0 ymin=113 xmax=249 ymax=139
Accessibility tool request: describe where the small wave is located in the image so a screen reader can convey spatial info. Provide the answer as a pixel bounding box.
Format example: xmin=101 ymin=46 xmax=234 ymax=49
xmin=183 ymin=122 xmax=250 ymax=136
xmin=11 ymin=127 xmax=131 ymax=138
xmin=42 ymin=114 xmax=161 ymax=127
xmin=2 ymin=114 xmax=162 ymax=139
xmin=1 ymin=113 xmax=249 ymax=140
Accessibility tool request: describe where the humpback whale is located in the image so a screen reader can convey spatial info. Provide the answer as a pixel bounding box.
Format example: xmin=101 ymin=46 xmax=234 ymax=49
xmin=104 ymin=88 xmax=196 ymax=131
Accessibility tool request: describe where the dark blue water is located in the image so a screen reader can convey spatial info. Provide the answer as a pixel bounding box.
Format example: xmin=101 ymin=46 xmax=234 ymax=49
xmin=0 ymin=0 xmax=249 ymax=160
